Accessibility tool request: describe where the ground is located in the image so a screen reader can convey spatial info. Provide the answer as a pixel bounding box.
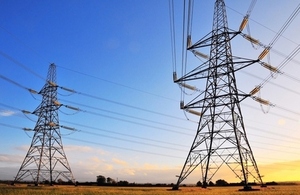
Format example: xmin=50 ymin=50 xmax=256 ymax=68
xmin=0 ymin=184 xmax=300 ymax=195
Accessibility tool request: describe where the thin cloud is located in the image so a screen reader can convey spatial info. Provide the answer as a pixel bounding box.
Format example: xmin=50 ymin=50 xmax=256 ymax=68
xmin=0 ymin=154 xmax=23 ymax=164
xmin=0 ymin=110 xmax=15 ymax=117
xmin=112 ymin=158 xmax=128 ymax=166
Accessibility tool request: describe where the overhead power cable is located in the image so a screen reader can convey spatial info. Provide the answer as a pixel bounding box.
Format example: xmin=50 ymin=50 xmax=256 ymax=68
xmin=64 ymin=137 xmax=184 ymax=159
xmin=56 ymin=65 xmax=177 ymax=102
xmin=251 ymin=140 xmax=300 ymax=151
xmin=0 ymin=50 xmax=45 ymax=81
xmin=242 ymin=103 xmax=299 ymax=122
xmin=247 ymin=132 xmax=299 ymax=146
xmin=245 ymin=118 xmax=297 ymax=135
xmin=252 ymin=145 xmax=298 ymax=155
xmin=1 ymin=121 xmax=298 ymax=160
xmin=2 ymin=23 xmax=178 ymax=103
xmin=0 ymin=104 xmax=190 ymax=149
xmin=0 ymin=25 xmax=51 ymax=64
xmin=5 ymin=100 xmax=299 ymax=154
xmin=78 ymin=129 xmax=187 ymax=152
xmin=266 ymin=3 xmax=300 ymax=50
xmin=227 ymin=5 xmax=300 ymax=46
xmin=0 ymin=74 xmax=39 ymax=97
xmin=0 ymin=121 xmax=186 ymax=159
xmin=1 ymin=21 xmax=178 ymax=104
xmin=2 ymin=121 xmax=297 ymax=160
xmin=257 ymin=42 xmax=300 ymax=89
xmin=0 ymin=122 xmax=186 ymax=159
xmin=0 ymin=103 xmax=193 ymax=152
xmin=60 ymin=98 xmax=194 ymax=133
xmin=72 ymin=107 xmax=193 ymax=136
xmin=2 ymin=101 xmax=298 ymax=153
xmin=0 ymin=75 xmax=197 ymax=143
xmin=0 ymin=74 xmax=194 ymax=126
xmin=238 ymin=0 xmax=257 ymax=31
xmin=67 ymin=88 xmax=193 ymax=123
xmin=246 ymin=125 xmax=300 ymax=144
xmin=3 ymin=71 xmax=300 ymax=141
xmin=60 ymin=119 xmax=189 ymax=148
xmin=169 ymin=0 xmax=177 ymax=73
xmin=241 ymin=70 xmax=300 ymax=96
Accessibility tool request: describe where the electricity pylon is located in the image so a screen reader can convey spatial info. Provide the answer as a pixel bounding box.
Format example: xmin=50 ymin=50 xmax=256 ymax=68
xmin=172 ymin=0 xmax=264 ymax=190
xmin=13 ymin=63 xmax=75 ymax=185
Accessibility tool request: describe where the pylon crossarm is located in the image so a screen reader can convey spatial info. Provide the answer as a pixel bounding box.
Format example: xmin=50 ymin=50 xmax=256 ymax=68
xmin=188 ymin=31 xmax=213 ymax=49
xmin=176 ymin=61 xmax=210 ymax=82
xmin=179 ymin=60 xmax=258 ymax=83
xmin=179 ymin=63 xmax=232 ymax=81
xmin=184 ymin=95 xmax=247 ymax=109
xmin=231 ymin=56 xmax=259 ymax=71
xmin=189 ymin=30 xmax=240 ymax=50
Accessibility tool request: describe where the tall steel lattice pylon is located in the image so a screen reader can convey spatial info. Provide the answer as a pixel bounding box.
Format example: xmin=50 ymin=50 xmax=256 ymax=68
xmin=13 ymin=63 xmax=75 ymax=185
xmin=172 ymin=0 xmax=264 ymax=190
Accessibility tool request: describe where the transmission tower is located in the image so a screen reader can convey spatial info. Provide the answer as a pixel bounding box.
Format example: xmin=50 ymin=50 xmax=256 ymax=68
xmin=172 ymin=0 xmax=264 ymax=190
xmin=13 ymin=63 xmax=75 ymax=185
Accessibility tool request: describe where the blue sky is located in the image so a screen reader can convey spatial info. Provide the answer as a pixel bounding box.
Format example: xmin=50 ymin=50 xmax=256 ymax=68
xmin=1 ymin=0 xmax=300 ymax=184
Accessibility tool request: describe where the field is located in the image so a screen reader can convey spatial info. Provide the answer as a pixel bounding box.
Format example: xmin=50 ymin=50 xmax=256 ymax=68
xmin=0 ymin=184 xmax=300 ymax=195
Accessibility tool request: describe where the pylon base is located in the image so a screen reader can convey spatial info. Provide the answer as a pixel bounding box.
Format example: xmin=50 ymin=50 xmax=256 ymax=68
xmin=239 ymin=186 xmax=260 ymax=191
xmin=171 ymin=186 xmax=179 ymax=190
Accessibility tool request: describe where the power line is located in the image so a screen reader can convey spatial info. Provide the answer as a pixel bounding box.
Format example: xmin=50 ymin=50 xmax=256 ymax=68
xmin=227 ymin=5 xmax=299 ymax=46
xmin=0 ymin=74 xmax=39 ymax=94
xmin=0 ymin=26 xmax=179 ymax=105
xmin=2 ymin=103 xmax=299 ymax=154
xmin=77 ymin=129 xmax=188 ymax=152
xmin=60 ymin=98 xmax=195 ymax=133
xmin=1 ymin=122 xmax=299 ymax=162
xmin=0 ymin=122 xmax=185 ymax=160
xmin=266 ymin=3 xmax=300 ymax=50
xmin=0 ymin=102 xmax=192 ymax=149
xmin=0 ymin=73 xmax=195 ymax=127
xmin=2 ymin=123 xmax=299 ymax=173
xmin=251 ymin=140 xmax=300 ymax=151
xmin=242 ymin=103 xmax=298 ymax=122
xmin=169 ymin=0 xmax=177 ymax=73
xmin=252 ymin=145 xmax=299 ymax=156
xmin=64 ymin=137 xmax=184 ymax=160
xmin=0 ymin=50 xmax=45 ymax=81
xmin=60 ymin=119 xmax=189 ymax=148
xmin=55 ymin=65 xmax=178 ymax=102
xmin=2 ymin=121 xmax=299 ymax=160
xmin=241 ymin=70 xmax=300 ymax=97
xmin=2 ymin=72 xmax=300 ymax=150
xmin=63 ymin=107 xmax=194 ymax=136
xmin=247 ymin=132 xmax=299 ymax=146
xmin=3 ymin=101 xmax=300 ymax=157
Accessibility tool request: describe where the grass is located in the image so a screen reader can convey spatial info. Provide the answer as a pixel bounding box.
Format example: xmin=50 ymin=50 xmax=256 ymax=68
xmin=0 ymin=184 xmax=300 ymax=195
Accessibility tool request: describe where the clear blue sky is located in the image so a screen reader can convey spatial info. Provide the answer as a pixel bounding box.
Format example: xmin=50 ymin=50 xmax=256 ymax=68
xmin=1 ymin=0 xmax=300 ymax=184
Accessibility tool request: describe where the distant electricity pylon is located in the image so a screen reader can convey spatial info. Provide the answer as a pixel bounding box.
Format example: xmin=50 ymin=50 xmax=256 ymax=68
xmin=172 ymin=0 xmax=264 ymax=190
xmin=13 ymin=63 xmax=75 ymax=185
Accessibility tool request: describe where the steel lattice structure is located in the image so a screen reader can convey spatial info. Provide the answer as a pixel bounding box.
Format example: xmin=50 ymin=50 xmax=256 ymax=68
xmin=13 ymin=63 xmax=75 ymax=185
xmin=172 ymin=0 xmax=264 ymax=190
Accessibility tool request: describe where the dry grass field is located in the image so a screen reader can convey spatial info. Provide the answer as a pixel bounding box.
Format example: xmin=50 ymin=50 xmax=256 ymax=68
xmin=0 ymin=184 xmax=300 ymax=195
